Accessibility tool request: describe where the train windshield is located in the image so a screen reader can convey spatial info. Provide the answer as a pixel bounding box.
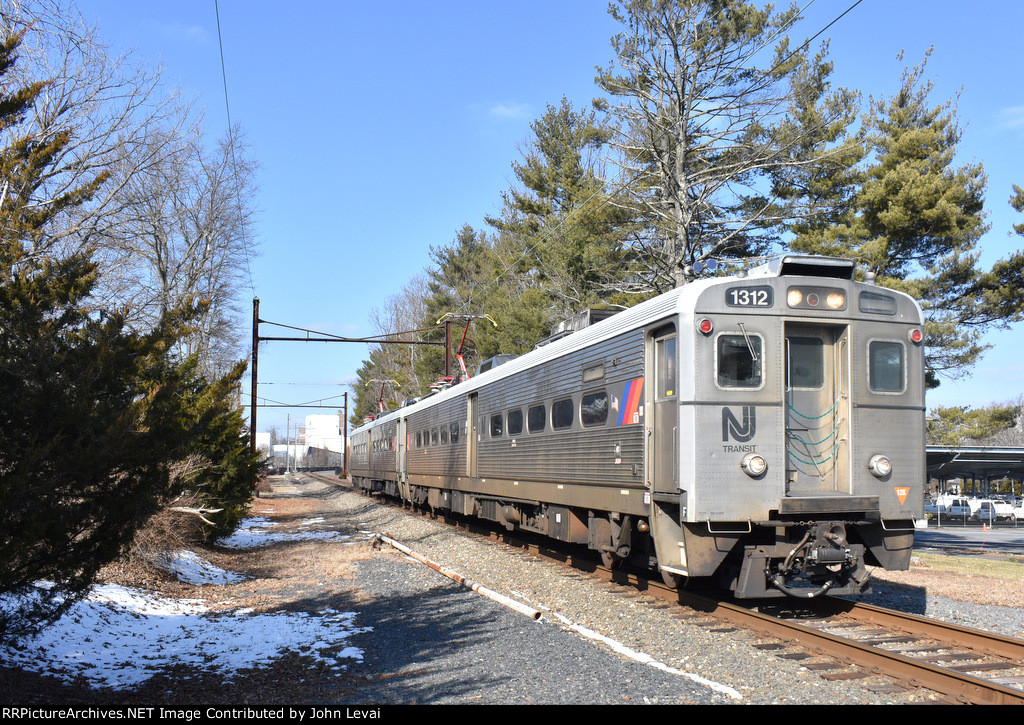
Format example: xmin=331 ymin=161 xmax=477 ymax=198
xmin=717 ymin=334 xmax=762 ymax=388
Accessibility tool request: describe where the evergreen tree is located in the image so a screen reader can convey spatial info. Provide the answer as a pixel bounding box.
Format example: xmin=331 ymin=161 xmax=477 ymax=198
xmin=0 ymin=31 xmax=261 ymax=638
xmin=768 ymin=46 xmax=864 ymax=249
xmin=927 ymin=403 xmax=1021 ymax=446
xmin=790 ymin=53 xmax=1024 ymax=386
xmin=1011 ymin=184 xmax=1024 ymax=237
xmin=487 ymin=97 xmax=633 ymax=314
xmin=182 ymin=358 xmax=265 ymax=539
xmin=414 ymin=224 xmax=505 ymax=385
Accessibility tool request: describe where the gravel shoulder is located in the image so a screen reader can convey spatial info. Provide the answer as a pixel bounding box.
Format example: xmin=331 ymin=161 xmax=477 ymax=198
xmin=5 ymin=473 xmax=1024 ymax=705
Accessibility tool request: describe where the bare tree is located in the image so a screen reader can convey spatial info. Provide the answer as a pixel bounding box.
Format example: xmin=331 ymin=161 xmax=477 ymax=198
xmin=366 ymin=274 xmax=431 ymax=401
xmin=0 ymin=0 xmax=197 ymax=263
xmin=2 ymin=1 xmax=258 ymax=376
xmin=101 ymin=125 xmax=258 ymax=377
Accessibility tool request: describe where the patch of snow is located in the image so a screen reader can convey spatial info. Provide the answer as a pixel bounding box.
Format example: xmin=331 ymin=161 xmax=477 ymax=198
xmin=154 ymin=550 xmax=248 ymax=585
xmin=216 ymin=516 xmax=370 ymax=549
xmin=0 ymin=583 xmax=370 ymax=691
xmin=0 ymin=516 xmax=379 ymax=691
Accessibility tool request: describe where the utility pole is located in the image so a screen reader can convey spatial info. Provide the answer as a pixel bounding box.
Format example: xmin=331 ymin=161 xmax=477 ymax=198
xmin=251 ymin=297 xmax=260 ymax=453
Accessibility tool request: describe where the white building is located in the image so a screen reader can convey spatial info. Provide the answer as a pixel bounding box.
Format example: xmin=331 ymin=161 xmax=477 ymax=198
xmin=254 ymin=431 xmax=271 ymax=454
xmin=304 ymin=413 xmax=345 ymax=453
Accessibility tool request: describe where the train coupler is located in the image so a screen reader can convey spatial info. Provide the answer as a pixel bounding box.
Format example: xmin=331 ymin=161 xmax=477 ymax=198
xmin=732 ymin=522 xmax=870 ymax=599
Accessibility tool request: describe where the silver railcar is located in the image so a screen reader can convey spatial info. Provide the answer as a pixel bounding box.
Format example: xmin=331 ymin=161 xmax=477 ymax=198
xmin=349 ymin=256 xmax=925 ymax=598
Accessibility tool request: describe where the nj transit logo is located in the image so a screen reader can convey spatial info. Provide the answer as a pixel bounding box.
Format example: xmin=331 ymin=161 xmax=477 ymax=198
xmin=722 ymin=406 xmax=756 ymax=442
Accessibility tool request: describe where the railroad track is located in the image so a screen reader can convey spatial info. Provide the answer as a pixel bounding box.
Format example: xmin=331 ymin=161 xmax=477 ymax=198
xmin=666 ymin=588 xmax=1024 ymax=705
xmin=302 ymin=471 xmax=1024 ymax=705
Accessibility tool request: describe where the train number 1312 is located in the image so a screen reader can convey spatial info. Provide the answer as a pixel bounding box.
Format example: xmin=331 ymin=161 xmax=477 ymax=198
xmin=725 ymin=286 xmax=773 ymax=308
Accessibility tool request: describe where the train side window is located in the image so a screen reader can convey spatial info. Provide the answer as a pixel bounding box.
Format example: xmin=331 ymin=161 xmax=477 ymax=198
xmin=507 ymin=409 xmax=523 ymax=436
xmin=415 ymin=432 xmax=421 ymax=448
xmin=656 ymin=335 xmax=677 ymax=398
xmin=869 ymin=340 xmax=905 ymax=393
xmin=552 ymin=397 xmax=574 ymax=430
xmin=581 ymin=391 xmax=608 ymax=426
xmin=431 ymin=428 xmax=439 ymax=446
xmin=450 ymin=422 xmax=460 ymax=444
xmin=440 ymin=426 xmax=448 ymax=445
xmin=717 ymin=334 xmax=763 ymax=388
xmin=528 ymin=404 xmax=546 ymax=433
xmin=490 ymin=413 xmax=503 ymax=438
xmin=788 ymin=337 xmax=824 ymax=389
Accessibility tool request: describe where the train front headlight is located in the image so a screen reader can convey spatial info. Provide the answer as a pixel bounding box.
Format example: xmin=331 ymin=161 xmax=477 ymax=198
xmin=826 ymin=292 xmax=846 ymax=309
xmin=741 ymin=453 xmax=767 ymax=477
xmin=868 ymin=454 xmax=892 ymax=478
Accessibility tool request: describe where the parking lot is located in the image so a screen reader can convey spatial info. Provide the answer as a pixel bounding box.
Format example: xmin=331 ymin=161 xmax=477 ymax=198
xmin=915 ymin=520 xmax=1024 ymax=556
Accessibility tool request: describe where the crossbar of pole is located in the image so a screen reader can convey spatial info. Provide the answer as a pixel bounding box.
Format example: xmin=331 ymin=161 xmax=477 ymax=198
xmin=250 ymin=297 xmax=446 ymax=475
xmin=258 ymin=335 xmax=442 ymax=345
xmin=247 ymin=404 xmax=346 ymax=408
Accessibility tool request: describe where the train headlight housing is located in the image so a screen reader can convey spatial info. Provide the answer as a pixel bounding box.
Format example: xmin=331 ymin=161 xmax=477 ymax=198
xmin=787 ymin=286 xmax=846 ymax=311
xmin=740 ymin=453 xmax=767 ymax=478
xmin=868 ymin=454 xmax=892 ymax=478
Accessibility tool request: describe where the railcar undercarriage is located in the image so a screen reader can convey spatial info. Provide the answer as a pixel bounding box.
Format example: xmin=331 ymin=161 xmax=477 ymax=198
xmin=353 ymin=478 xmax=915 ymax=600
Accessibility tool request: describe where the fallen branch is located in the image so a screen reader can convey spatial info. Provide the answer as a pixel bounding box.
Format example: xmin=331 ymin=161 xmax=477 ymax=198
xmin=169 ymin=506 xmax=224 ymax=526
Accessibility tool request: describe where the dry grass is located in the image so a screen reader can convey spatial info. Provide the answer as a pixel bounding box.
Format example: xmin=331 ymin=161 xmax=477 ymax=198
xmin=870 ymin=552 xmax=1024 ymax=608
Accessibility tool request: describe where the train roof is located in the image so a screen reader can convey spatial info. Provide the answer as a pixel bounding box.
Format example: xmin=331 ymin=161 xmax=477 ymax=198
xmin=352 ymin=281 xmax=706 ymax=432
xmin=351 ymin=255 xmax=920 ymax=433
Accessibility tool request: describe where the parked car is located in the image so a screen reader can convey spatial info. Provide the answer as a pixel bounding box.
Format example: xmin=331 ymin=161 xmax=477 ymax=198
xmin=1011 ymin=501 xmax=1024 ymax=522
xmin=945 ymin=498 xmax=973 ymax=518
xmin=925 ymin=494 xmax=959 ymax=516
xmin=973 ymin=499 xmax=1013 ymax=522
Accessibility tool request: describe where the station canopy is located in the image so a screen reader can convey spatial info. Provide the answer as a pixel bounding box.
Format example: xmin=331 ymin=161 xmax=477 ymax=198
xmin=927 ymin=446 xmax=1024 ymax=482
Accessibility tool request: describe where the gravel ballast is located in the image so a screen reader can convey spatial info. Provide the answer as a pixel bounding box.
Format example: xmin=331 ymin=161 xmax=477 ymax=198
xmin=6 ymin=472 xmax=1024 ymax=705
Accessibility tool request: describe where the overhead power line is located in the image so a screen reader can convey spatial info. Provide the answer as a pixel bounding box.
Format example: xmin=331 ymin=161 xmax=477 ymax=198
xmin=214 ymin=0 xmax=256 ymax=298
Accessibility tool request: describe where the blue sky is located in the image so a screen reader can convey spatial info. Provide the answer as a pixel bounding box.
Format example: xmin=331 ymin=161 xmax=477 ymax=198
xmin=73 ymin=0 xmax=1024 ymax=433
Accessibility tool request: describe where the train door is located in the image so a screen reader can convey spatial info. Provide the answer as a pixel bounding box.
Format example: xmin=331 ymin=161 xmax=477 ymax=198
xmin=784 ymin=323 xmax=849 ymax=494
xmin=651 ymin=326 xmax=678 ymax=494
xmin=397 ymin=418 xmax=407 ymax=483
xmin=647 ymin=322 xmax=687 ymax=585
xmin=467 ymin=392 xmax=478 ymax=478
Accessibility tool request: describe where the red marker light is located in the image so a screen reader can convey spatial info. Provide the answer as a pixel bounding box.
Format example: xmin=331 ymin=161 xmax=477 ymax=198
xmin=909 ymin=329 xmax=923 ymax=344
xmin=698 ymin=318 xmax=713 ymax=335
